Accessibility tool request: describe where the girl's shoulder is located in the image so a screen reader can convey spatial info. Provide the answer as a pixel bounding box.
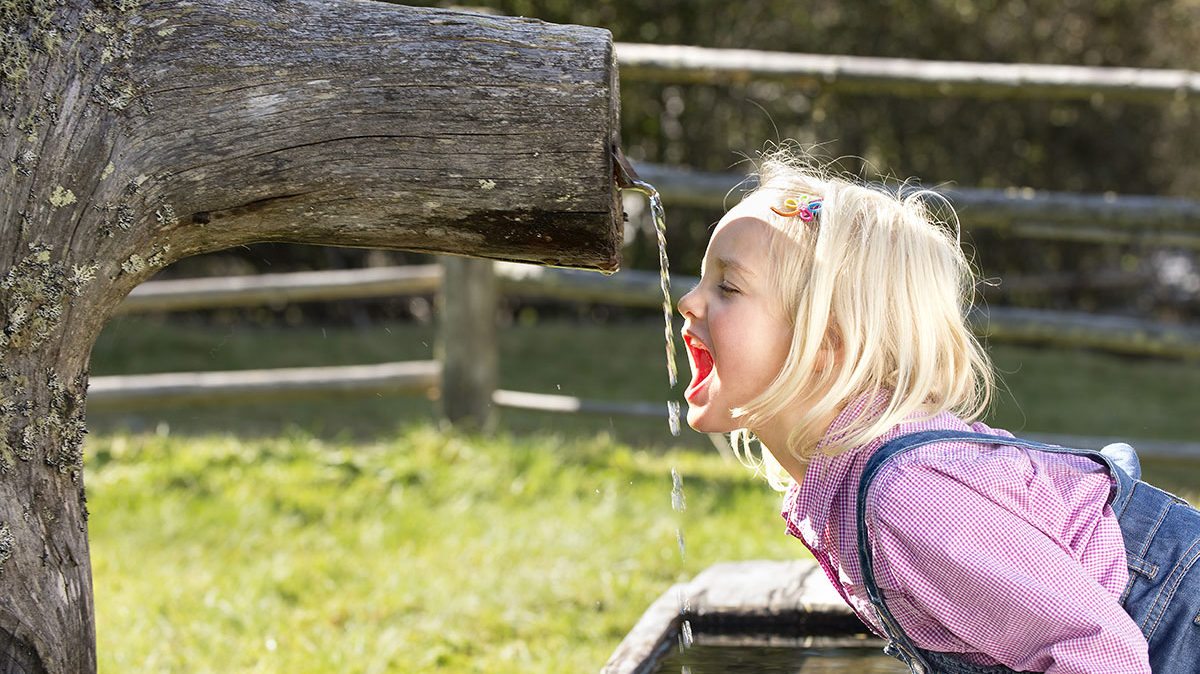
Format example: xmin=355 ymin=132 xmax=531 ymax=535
xmin=867 ymin=417 xmax=1021 ymax=481
xmin=864 ymin=421 xmax=1033 ymax=509
xmin=865 ymin=424 xmax=1111 ymax=528
xmin=870 ymin=439 xmax=1029 ymax=495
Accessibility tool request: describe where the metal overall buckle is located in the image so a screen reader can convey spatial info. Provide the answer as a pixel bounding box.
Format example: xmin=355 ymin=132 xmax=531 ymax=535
xmin=880 ymin=612 xmax=929 ymax=674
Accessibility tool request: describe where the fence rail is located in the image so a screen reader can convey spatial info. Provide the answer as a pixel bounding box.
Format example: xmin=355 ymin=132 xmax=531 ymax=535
xmin=632 ymin=163 xmax=1200 ymax=248
xmin=615 ymin=42 xmax=1200 ymax=103
xmin=87 ymin=361 xmax=668 ymax=418
xmin=117 ymin=266 xmax=442 ymax=314
xmin=89 ymin=361 xmax=440 ymax=409
xmin=120 ymin=262 xmax=1200 ymax=359
xmin=98 ymin=255 xmax=1199 ymax=456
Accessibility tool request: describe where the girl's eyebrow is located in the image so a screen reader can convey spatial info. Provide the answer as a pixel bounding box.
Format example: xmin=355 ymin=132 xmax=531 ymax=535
xmin=718 ymin=257 xmax=755 ymax=277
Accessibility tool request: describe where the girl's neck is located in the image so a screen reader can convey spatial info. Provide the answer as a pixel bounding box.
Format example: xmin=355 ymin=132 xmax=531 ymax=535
xmin=753 ymin=403 xmax=843 ymax=485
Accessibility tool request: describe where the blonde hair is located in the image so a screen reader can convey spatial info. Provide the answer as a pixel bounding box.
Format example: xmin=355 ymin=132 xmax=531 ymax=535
xmin=728 ymin=149 xmax=995 ymax=490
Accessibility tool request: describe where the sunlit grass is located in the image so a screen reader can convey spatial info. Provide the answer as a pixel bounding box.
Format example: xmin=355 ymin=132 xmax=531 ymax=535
xmin=87 ymin=425 xmax=796 ymax=673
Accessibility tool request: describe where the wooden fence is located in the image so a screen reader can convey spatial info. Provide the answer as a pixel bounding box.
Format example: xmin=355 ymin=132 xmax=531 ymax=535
xmin=614 ymin=42 xmax=1200 ymax=103
xmin=89 ymin=255 xmax=1199 ymax=454
xmin=633 ymin=163 xmax=1200 ymax=249
xmin=90 ymin=253 xmax=1200 ymax=453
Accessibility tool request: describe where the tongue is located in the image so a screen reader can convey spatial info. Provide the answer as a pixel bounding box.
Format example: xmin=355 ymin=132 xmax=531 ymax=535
xmin=692 ymin=349 xmax=714 ymax=389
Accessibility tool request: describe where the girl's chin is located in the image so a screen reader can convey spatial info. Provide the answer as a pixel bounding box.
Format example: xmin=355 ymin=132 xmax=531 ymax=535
xmin=685 ymin=404 xmax=736 ymax=433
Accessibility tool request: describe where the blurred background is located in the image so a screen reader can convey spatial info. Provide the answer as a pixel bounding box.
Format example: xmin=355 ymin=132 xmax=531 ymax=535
xmin=87 ymin=2 xmax=1200 ymax=672
xmin=144 ymin=0 xmax=1200 ymax=308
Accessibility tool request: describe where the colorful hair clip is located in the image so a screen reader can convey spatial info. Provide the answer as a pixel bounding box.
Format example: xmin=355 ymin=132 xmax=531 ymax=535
xmin=771 ymin=195 xmax=823 ymax=222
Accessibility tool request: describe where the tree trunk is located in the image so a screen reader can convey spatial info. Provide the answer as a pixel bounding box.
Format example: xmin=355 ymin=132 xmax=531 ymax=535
xmin=0 ymin=1 xmax=622 ymax=670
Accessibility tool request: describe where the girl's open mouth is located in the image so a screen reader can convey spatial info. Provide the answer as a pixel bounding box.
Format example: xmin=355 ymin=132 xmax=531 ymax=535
xmin=684 ymin=335 xmax=715 ymax=402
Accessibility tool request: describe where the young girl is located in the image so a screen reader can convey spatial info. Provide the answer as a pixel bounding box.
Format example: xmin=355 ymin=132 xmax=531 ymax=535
xmin=676 ymin=150 xmax=1200 ymax=674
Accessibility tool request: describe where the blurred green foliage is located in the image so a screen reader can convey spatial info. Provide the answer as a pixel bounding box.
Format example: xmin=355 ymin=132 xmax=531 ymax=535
xmin=425 ymin=0 xmax=1199 ymax=194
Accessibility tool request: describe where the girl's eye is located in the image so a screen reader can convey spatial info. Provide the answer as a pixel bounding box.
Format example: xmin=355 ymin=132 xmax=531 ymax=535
xmin=717 ymin=282 xmax=739 ymax=296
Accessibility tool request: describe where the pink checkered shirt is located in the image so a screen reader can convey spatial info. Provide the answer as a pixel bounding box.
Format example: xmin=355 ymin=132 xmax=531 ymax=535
xmin=781 ymin=398 xmax=1152 ymax=673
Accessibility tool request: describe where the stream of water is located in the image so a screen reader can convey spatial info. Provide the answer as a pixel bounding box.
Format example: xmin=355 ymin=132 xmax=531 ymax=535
xmin=620 ymin=178 xmax=681 ymax=438
xmin=620 ymin=172 xmax=692 ymax=671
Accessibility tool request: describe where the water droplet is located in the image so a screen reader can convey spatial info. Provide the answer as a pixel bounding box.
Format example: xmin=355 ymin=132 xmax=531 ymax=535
xmin=667 ymin=400 xmax=681 ymax=436
xmin=670 ymin=467 xmax=686 ymax=512
xmin=676 ymin=527 xmax=686 ymax=559
xmin=680 ymin=619 xmax=694 ymax=648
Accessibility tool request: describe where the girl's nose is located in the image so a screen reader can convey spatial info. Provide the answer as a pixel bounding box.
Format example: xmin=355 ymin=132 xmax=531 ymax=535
xmin=677 ymin=284 xmax=700 ymax=319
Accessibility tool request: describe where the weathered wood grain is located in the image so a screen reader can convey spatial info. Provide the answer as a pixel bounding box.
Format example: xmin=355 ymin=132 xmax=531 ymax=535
xmin=601 ymin=560 xmax=875 ymax=674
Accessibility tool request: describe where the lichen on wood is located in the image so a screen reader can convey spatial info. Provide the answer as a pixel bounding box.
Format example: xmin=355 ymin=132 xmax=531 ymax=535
xmin=0 ymin=522 xmax=13 ymax=570
xmin=0 ymin=244 xmax=70 ymax=352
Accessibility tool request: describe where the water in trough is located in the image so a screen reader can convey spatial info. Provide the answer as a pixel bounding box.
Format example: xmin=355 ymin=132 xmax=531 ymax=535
xmin=653 ymin=643 xmax=907 ymax=673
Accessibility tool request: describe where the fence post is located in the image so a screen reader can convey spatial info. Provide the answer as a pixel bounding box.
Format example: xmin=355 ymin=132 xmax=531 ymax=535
xmin=437 ymin=256 xmax=499 ymax=430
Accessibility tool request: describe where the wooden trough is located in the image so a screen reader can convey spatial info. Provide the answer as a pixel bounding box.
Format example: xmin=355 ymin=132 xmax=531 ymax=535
xmin=601 ymin=559 xmax=889 ymax=673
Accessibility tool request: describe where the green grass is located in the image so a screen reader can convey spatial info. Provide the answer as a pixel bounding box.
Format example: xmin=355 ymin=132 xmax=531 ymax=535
xmin=84 ymin=316 xmax=1200 ymax=672
xmin=88 ymin=426 xmax=794 ymax=673
xmin=986 ymin=346 xmax=1200 ymax=443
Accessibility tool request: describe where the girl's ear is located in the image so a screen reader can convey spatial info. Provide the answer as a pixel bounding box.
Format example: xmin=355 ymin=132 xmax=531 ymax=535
xmin=816 ymin=325 xmax=845 ymax=373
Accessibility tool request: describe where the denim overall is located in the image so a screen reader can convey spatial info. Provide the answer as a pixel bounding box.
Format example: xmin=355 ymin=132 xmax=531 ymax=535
xmin=855 ymin=430 xmax=1200 ymax=674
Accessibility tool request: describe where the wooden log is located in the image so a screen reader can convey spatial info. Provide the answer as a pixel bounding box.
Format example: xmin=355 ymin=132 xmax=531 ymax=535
xmin=616 ymin=42 xmax=1200 ymax=103
xmin=116 ymin=266 xmax=443 ymax=314
xmin=0 ymin=1 xmax=622 ymax=670
xmin=970 ymin=307 xmax=1200 ymax=359
xmin=142 ymin=4 xmax=622 ymax=271
xmin=438 ymin=257 xmax=498 ymax=430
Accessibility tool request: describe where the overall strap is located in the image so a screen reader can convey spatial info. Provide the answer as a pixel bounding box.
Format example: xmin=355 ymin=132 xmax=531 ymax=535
xmin=854 ymin=430 xmax=1125 ymax=674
